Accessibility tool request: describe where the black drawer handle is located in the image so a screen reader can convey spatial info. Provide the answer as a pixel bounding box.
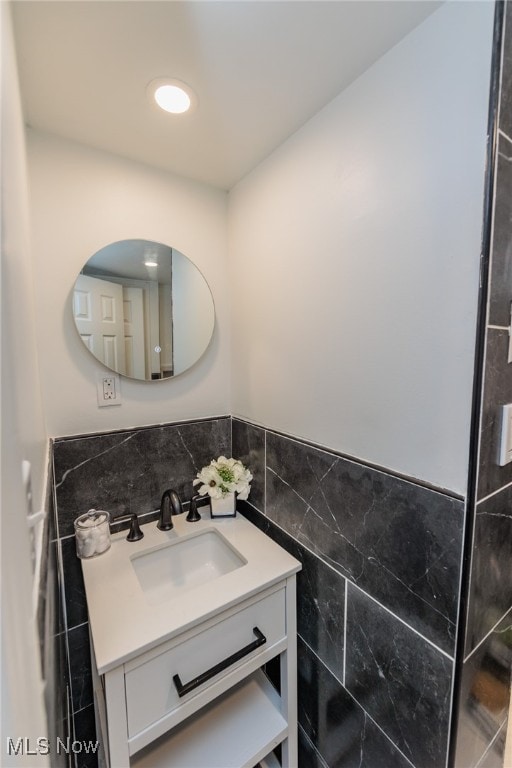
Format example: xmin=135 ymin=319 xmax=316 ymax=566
xmin=172 ymin=626 xmax=266 ymax=698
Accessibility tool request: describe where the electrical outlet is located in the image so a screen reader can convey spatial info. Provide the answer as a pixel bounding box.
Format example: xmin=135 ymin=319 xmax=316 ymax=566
xmin=97 ymin=373 xmax=122 ymax=407
xmin=103 ymin=376 xmax=116 ymax=399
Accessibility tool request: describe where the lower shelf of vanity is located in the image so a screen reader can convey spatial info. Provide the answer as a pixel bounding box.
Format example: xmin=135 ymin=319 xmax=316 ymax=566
xmin=130 ymin=670 xmax=286 ymax=768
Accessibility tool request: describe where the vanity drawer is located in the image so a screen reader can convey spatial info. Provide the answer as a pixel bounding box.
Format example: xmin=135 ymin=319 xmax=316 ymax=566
xmin=125 ymin=587 xmax=286 ymax=739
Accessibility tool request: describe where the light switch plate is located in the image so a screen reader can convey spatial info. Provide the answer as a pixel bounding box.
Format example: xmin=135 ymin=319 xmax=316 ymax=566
xmin=498 ymin=404 xmax=512 ymax=465
xmin=508 ymin=302 xmax=512 ymax=364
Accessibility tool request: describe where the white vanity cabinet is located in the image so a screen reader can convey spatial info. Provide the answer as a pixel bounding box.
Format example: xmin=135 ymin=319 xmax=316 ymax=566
xmin=83 ymin=515 xmax=301 ymax=768
xmin=98 ymin=578 xmax=297 ymax=768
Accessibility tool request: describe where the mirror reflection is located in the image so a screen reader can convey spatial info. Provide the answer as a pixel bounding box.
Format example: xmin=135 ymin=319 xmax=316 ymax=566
xmin=72 ymin=240 xmax=215 ymax=381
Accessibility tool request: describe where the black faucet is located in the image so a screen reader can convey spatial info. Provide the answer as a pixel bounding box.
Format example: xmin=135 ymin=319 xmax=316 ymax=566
xmin=157 ymin=489 xmax=183 ymax=531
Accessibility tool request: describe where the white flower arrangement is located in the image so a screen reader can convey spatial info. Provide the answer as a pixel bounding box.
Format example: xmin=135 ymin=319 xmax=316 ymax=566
xmin=193 ymin=456 xmax=252 ymax=500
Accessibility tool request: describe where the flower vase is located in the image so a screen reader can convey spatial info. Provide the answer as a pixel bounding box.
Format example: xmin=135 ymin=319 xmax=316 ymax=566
xmin=210 ymin=492 xmax=236 ymax=518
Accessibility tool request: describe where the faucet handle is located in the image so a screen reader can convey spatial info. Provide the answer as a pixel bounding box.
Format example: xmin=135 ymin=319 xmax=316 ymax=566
xmin=186 ymin=494 xmax=201 ymax=523
xmin=112 ymin=513 xmax=144 ymax=542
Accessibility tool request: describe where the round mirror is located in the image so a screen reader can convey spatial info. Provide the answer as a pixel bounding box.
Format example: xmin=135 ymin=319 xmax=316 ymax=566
xmin=72 ymin=239 xmax=215 ymax=381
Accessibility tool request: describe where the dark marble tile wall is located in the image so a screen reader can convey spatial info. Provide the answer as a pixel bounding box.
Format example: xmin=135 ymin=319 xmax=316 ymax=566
xmin=264 ymin=431 xmax=463 ymax=656
xmin=240 ymin=503 xmax=346 ymax=689
xmin=455 ymin=4 xmax=512 ymax=766
xmin=49 ymin=410 xmax=505 ymax=768
xmin=52 ymin=416 xmax=230 ymax=768
xmin=345 ymin=585 xmax=452 ymax=768
xmin=53 ymin=417 xmax=230 ymax=537
xmin=234 ymin=418 xmax=461 ymax=768
xmin=298 ymin=637 xmax=413 ymax=768
xmin=465 ymin=484 xmax=512 ymax=652
xmin=39 ymin=458 xmax=72 ymax=768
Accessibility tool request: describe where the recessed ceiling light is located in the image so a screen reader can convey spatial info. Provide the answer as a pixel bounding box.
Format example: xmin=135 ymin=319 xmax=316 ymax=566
xmin=147 ymin=78 xmax=197 ymax=115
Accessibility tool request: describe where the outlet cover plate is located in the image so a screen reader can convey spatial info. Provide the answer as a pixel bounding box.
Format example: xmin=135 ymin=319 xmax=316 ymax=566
xmin=97 ymin=373 xmax=122 ymax=407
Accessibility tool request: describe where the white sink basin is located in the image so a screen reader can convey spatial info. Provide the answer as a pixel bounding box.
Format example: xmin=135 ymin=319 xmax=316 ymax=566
xmin=82 ymin=514 xmax=302 ymax=674
xmin=130 ymin=528 xmax=246 ymax=605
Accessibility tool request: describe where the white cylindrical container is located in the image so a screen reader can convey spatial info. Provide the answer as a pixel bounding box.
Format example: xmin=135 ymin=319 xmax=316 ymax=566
xmin=74 ymin=509 xmax=111 ymax=559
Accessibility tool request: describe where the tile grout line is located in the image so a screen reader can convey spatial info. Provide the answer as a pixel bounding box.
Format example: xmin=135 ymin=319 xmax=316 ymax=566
xmin=297 ymin=725 xmax=329 ymax=768
xmin=67 ymin=620 xmax=89 ymax=633
xmin=53 ymin=415 xmax=231 ymax=446
xmin=463 ymin=605 xmax=512 ymax=663
xmin=72 ymin=701 xmax=96 ymax=717
xmin=476 ymin=479 xmax=512 ymax=505
xmin=498 ymin=127 xmax=512 ymax=145
xmin=350 ymin=582 xmax=454 ymax=661
xmin=474 ymin=716 xmax=508 ymax=767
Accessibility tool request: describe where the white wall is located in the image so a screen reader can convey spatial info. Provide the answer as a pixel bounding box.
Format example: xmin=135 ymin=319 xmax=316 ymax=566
xmin=1 ymin=5 xmax=49 ymax=763
xmin=27 ymin=131 xmax=230 ymax=437
xmin=228 ymin=1 xmax=494 ymax=495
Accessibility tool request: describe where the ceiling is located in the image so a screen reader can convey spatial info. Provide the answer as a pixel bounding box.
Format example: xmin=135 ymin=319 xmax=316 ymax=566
xmin=85 ymin=240 xmax=174 ymax=284
xmin=12 ymin=1 xmax=441 ymax=191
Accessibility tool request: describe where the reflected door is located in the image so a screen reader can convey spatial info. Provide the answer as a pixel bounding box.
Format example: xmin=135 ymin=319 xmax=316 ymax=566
xmin=122 ymin=286 xmax=145 ymax=379
xmin=73 ymin=274 xmax=126 ymax=374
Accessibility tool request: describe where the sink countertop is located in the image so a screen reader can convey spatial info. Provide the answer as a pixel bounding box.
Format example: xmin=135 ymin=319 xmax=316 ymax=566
xmin=81 ymin=511 xmax=301 ymax=674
